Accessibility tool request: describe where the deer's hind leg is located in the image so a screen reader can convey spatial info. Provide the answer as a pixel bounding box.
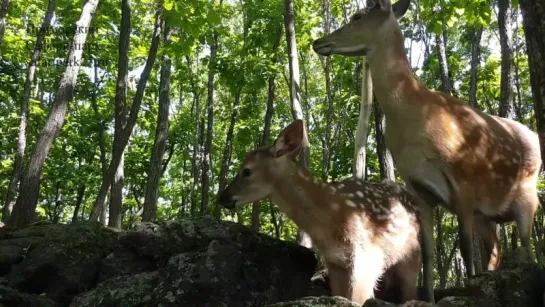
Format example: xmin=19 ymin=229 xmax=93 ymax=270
xmin=374 ymin=249 xmax=420 ymax=304
xmin=513 ymin=190 xmax=540 ymax=259
xmin=395 ymin=248 xmax=421 ymax=303
xmin=474 ymin=212 xmax=501 ymax=271
xmin=327 ymin=248 xmax=385 ymax=305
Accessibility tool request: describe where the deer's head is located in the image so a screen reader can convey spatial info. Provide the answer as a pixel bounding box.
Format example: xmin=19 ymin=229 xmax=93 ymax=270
xmin=218 ymin=120 xmax=305 ymax=209
xmin=312 ymin=0 xmax=410 ymax=57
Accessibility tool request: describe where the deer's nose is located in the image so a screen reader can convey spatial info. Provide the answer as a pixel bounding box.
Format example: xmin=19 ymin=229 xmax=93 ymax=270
xmin=218 ymin=190 xmax=236 ymax=209
xmin=312 ymin=39 xmax=334 ymax=55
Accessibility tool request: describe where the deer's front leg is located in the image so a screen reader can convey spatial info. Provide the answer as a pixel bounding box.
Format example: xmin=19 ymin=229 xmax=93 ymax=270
xmin=415 ymin=197 xmax=435 ymax=303
xmin=327 ymin=262 xmax=350 ymax=299
xmin=457 ymin=206 xmax=476 ymax=277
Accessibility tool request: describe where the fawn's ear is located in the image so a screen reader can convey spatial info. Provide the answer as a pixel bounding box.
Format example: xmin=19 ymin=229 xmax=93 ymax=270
xmin=271 ymin=120 xmax=305 ymax=158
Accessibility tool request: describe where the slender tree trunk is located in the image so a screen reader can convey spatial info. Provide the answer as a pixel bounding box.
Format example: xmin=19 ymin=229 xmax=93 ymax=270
xmin=106 ymin=0 xmax=131 ymax=228
xmin=52 ymin=181 xmax=62 ymax=223
xmin=89 ymin=2 xmax=163 ymax=221
xmin=90 ymin=66 xmax=108 ymax=178
xmin=73 ymin=185 xmax=85 ymax=223
xmin=321 ymin=0 xmax=334 ymax=181
xmin=0 ymin=0 xmax=10 ymax=53
xmin=374 ymin=102 xmax=395 ymax=180
xmin=435 ymin=28 xmax=452 ymax=94
xmin=519 ymin=0 xmax=545 ymax=164
xmin=498 ymin=0 xmax=516 ymax=119
xmin=186 ymin=55 xmax=201 ymax=217
xmin=436 ymin=208 xmax=446 ymax=288
xmin=72 ymin=153 xmax=90 ymax=223
xmin=513 ymin=18 xmax=524 ymax=121
xmin=8 ymin=0 xmax=99 ymax=228
xmin=284 ymin=0 xmax=312 ymax=248
xmin=494 ymin=0 xmax=517 ymax=264
xmin=2 ymin=0 xmax=55 ymax=222
xmin=353 ymin=60 xmax=372 ymax=179
xmin=215 ymin=89 xmax=242 ymax=220
xmin=249 ymin=29 xmax=282 ymax=228
xmin=142 ymin=25 xmax=172 ymax=222
xmin=201 ymin=0 xmax=223 ymax=217
xmin=88 ymin=64 xmax=109 ymax=225
xmin=468 ymin=26 xmax=483 ymax=109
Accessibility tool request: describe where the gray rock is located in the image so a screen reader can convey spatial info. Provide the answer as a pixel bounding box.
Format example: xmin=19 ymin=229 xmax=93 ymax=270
xmin=69 ymin=271 xmax=159 ymax=307
xmin=71 ymin=217 xmax=317 ymax=307
xmin=0 ymin=217 xmax=544 ymax=307
xmin=267 ymin=296 xmax=361 ymax=307
xmin=7 ymin=222 xmax=118 ymax=305
xmin=0 ymin=285 xmax=57 ymax=307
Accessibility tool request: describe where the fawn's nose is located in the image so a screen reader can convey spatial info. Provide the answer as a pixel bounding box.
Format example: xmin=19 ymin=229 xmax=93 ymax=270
xmin=218 ymin=190 xmax=236 ymax=209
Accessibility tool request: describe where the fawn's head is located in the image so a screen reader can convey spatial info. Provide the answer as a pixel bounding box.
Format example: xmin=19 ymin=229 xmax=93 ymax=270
xmin=312 ymin=0 xmax=410 ymax=57
xmin=218 ymin=120 xmax=305 ymax=209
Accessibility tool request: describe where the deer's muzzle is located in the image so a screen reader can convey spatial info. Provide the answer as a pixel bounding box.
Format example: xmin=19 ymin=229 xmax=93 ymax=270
xmin=312 ymin=39 xmax=334 ymax=56
xmin=218 ymin=189 xmax=237 ymax=209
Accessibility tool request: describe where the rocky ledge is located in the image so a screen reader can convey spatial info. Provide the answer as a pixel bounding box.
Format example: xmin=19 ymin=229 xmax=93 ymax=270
xmin=0 ymin=217 xmax=543 ymax=307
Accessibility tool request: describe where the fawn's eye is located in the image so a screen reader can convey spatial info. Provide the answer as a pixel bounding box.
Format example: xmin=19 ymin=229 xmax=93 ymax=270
xmin=242 ymin=168 xmax=251 ymax=177
xmin=352 ymin=13 xmax=362 ymax=21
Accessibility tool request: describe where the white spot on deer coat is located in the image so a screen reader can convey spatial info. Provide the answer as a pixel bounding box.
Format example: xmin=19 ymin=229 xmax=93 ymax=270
xmin=345 ymin=200 xmax=357 ymax=207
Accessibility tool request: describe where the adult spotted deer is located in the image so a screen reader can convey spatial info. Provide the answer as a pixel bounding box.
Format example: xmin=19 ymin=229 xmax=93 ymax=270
xmin=218 ymin=120 xmax=422 ymax=305
xmin=312 ymin=0 xmax=542 ymax=303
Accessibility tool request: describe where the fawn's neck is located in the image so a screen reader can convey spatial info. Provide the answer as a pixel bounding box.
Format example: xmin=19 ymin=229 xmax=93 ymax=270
xmin=268 ymin=161 xmax=338 ymax=235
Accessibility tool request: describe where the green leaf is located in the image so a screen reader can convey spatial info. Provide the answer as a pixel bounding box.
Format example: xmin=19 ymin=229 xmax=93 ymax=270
xmin=164 ymin=0 xmax=174 ymax=10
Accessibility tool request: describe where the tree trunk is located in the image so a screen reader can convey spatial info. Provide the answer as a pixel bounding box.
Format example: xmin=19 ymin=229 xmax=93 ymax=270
xmin=519 ymin=0 xmax=545 ymax=164
xmin=321 ymin=0 xmax=334 ymax=181
xmin=0 ymin=0 xmax=10 ymax=53
xmin=435 ymin=29 xmax=452 ymax=94
xmin=105 ymin=0 xmax=131 ymax=228
xmin=2 ymin=0 xmax=55 ymax=222
xmin=215 ymin=89 xmax=242 ymax=219
xmin=284 ymin=0 xmax=312 ymax=248
xmin=494 ymin=0 xmax=517 ymax=262
xmin=72 ymin=185 xmax=86 ymax=223
xmin=513 ymin=18 xmax=524 ymax=121
xmin=142 ymin=25 xmax=172 ymax=222
xmin=249 ymin=29 xmax=281 ymax=228
xmin=89 ymin=2 xmax=163 ymax=221
xmin=200 ymin=0 xmax=223 ymax=217
xmin=353 ymin=60 xmax=372 ymax=179
xmin=186 ymin=55 xmax=201 ymax=217
xmin=498 ymin=0 xmax=516 ymax=119
xmin=468 ymin=26 xmax=483 ymax=109
xmin=374 ymin=102 xmax=395 ymax=180
xmin=7 ymin=0 xmax=99 ymax=228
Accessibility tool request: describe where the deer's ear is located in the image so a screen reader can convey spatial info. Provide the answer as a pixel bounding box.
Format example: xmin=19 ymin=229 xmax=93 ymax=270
xmin=271 ymin=120 xmax=305 ymax=158
xmin=376 ymin=0 xmax=392 ymax=12
xmin=392 ymin=0 xmax=410 ymax=19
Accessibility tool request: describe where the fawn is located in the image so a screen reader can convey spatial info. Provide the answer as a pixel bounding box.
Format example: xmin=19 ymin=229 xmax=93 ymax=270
xmin=313 ymin=0 xmax=542 ymax=302
xmin=218 ymin=120 xmax=422 ymax=305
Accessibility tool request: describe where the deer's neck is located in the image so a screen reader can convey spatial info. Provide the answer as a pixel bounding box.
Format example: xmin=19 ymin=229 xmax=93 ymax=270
xmin=366 ymin=28 xmax=427 ymax=115
xmin=268 ymin=162 xmax=336 ymax=235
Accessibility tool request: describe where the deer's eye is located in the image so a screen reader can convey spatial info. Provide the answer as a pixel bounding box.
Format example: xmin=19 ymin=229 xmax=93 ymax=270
xmin=352 ymin=13 xmax=362 ymax=21
xmin=242 ymin=168 xmax=252 ymax=177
